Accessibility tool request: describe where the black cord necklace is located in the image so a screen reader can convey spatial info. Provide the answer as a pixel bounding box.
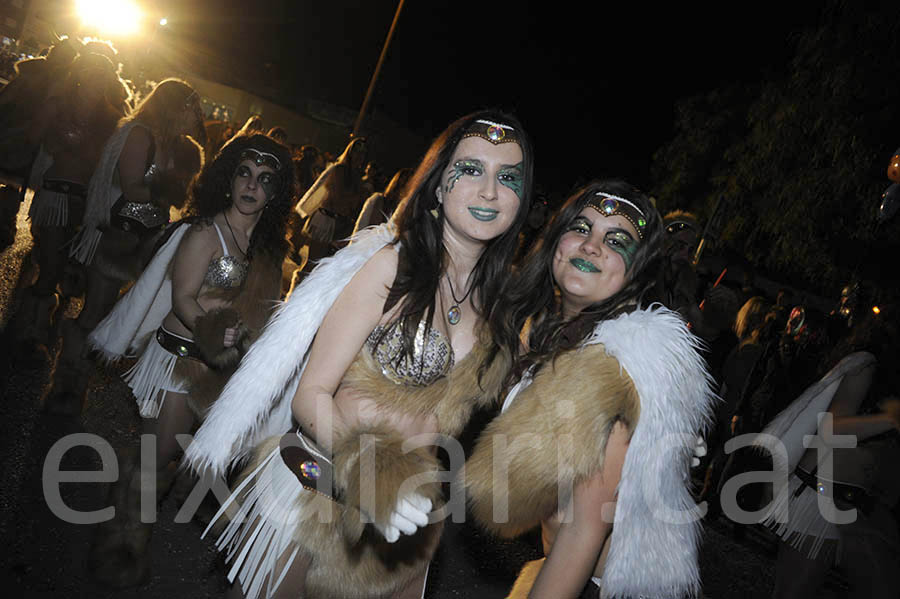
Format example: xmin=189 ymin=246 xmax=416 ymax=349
xmin=446 ymin=274 xmax=474 ymax=325
xmin=223 ymin=212 xmax=247 ymax=257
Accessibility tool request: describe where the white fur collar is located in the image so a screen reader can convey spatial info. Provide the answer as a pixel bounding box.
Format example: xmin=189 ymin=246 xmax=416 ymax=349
xmin=588 ymin=305 xmax=715 ymax=599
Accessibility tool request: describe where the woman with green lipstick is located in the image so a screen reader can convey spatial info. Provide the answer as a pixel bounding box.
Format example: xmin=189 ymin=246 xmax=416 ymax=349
xmin=186 ymin=110 xmax=534 ymax=599
xmin=465 ymin=180 xmax=716 ymax=598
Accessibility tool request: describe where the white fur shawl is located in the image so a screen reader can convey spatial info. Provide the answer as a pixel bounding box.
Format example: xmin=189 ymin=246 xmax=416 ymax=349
xmin=495 ymin=305 xmax=716 ymax=599
xmin=87 ymin=223 xmax=190 ymax=361
xmin=183 ymin=223 xmax=397 ymax=476
xmin=592 ymin=306 xmax=715 ymax=599
xmin=70 ymin=120 xmax=143 ymax=265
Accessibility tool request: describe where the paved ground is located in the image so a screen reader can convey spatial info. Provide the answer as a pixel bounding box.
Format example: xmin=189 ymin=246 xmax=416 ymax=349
xmin=0 ymin=191 xmax=837 ymax=598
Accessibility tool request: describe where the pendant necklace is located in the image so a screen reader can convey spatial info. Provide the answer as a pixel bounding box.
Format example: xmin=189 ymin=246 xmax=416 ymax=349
xmin=446 ymin=274 xmax=473 ymax=326
xmin=223 ymin=212 xmax=248 ymax=257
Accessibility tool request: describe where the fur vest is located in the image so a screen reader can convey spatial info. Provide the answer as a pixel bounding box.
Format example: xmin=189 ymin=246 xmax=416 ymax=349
xmin=213 ymin=319 xmax=508 ymax=599
xmin=464 ymin=306 xmax=716 ymax=599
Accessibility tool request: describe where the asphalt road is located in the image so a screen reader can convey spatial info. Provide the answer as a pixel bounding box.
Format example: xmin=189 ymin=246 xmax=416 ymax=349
xmin=0 ymin=191 xmax=823 ymax=598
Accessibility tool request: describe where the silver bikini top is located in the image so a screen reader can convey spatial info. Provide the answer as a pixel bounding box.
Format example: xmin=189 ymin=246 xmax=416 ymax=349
xmin=203 ymin=222 xmax=249 ymax=289
xmin=365 ymin=319 xmax=455 ymax=386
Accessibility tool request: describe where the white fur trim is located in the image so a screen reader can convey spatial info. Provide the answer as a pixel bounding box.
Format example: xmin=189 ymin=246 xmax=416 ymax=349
xmin=184 ymin=223 xmax=398 ymax=476
xmin=87 ymin=224 xmax=190 ymax=362
xmin=70 ymin=121 xmax=142 ymax=265
xmin=586 ymin=305 xmax=716 ymax=599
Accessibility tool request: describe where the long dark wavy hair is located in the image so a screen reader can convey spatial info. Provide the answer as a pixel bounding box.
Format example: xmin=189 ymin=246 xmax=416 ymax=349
xmin=126 ymin=78 xmax=207 ymax=156
xmin=494 ymin=180 xmax=664 ymax=378
xmin=185 ymin=132 xmax=296 ymax=261
xmin=384 ymin=110 xmax=534 ymax=369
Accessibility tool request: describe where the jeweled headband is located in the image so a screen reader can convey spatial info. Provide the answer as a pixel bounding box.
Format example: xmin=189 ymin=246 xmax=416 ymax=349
xmin=461 ymin=119 xmax=520 ymax=145
xmin=587 ymin=193 xmax=648 ymax=240
xmin=240 ymin=148 xmax=282 ymax=171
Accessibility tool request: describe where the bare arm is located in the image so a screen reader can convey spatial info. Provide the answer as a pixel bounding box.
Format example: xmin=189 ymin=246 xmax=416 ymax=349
xmin=170 ymin=225 xmax=218 ymax=332
xmin=117 ymin=126 xmax=154 ymax=205
xmin=529 ymin=421 xmax=631 ymax=599
xmin=290 ymin=246 xmax=397 ymax=451
xmin=829 ymin=363 xmax=897 ymax=440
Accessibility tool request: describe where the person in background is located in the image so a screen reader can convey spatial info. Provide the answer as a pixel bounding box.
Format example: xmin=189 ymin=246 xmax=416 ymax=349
xmin=351 ymin=166 xmax=413 ymax=234
xmin=87 ymin=133 xmax=295 ymax=587
xmin=45 ymin=78 xmax=207 ymax=415
xmin=17 ymin=51 xmax=129 ymax=352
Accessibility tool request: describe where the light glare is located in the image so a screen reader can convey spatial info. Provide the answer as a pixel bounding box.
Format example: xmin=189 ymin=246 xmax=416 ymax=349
xmin=873 ymin=306 xmax=881 ymax=315
xmin=77 ymin=0 xmax=142 ymax=36
xmin=159 ymin=18 xmax=168 ymax=26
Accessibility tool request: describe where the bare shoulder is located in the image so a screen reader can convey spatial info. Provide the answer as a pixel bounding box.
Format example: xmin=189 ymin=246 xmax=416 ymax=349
xmin=178 ymin=221 xmax=220 ymax=255
xmin=123 ymin=124 xmax=153 ymax=150
xmin=344 ymin=244 xmax=399 ymax=303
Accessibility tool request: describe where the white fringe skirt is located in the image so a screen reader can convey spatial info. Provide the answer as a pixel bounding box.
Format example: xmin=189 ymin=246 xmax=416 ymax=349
xmin=207 ymin=433 xmax=325 ymax=599
xmin=204 ymin=431 xmax=431 ymax=599
xmin=762 ymin=472 xmax=841 ymax=561
xmin=28 ymin=180 xmax=85 ymax=227
xmin=123 ymin=327 xmax=190 ymax=418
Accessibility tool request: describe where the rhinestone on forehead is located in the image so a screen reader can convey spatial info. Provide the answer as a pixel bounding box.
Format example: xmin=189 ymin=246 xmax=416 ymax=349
xmin=487 ymin=125 xmax=506 ymax=142
xmin=587 ymin=193 xmax=648 ymax=240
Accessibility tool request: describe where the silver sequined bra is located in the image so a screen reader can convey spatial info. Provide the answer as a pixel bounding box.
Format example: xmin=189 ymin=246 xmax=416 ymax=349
xmin=366 ymin=320 xmax=455 ymax=386
xmin=204 ymin=255 xmax=249 ymax=289
xmin=203 ymin=222 xmax=249 ymax=289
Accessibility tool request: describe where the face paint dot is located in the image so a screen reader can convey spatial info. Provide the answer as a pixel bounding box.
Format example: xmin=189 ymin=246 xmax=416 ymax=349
xmin=300 ymin=460 xmax=321 ymax=480
xmin=487 ymin=125 xmax=506 ymax=142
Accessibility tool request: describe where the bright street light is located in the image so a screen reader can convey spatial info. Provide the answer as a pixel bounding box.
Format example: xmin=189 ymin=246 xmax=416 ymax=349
xmin=76 ymin=0 xmax=142 ymax=36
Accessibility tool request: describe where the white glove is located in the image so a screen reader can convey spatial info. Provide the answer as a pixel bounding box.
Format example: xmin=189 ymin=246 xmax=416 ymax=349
xmin=692 ymin=435 xmax=707 ymax=468
xmin=376 ymin=493 xmax=432 ymax=543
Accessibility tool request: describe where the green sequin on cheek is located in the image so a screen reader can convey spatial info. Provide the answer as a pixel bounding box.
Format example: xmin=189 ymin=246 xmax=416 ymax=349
xmin=606 ymin=231 xmax=639 ymax=271
xmin=446 ymin=159 xmax=483 ymax=194
xmin=498 ymin=162 xmax=524 ymax=199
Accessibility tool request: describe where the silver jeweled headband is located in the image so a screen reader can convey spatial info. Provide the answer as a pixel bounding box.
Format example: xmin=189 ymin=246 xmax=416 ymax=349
xmin=587 ymin=193 xmax=647 ymax=240
xmin=461 ymin=119 xmax=520 ymax=145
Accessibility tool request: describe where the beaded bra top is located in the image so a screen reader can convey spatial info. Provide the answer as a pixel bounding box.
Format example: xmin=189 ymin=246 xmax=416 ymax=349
xmin=204 ymin=222 xmax=249 ymax=289
xmin=365 ymin=319 xmax=455 ymax=386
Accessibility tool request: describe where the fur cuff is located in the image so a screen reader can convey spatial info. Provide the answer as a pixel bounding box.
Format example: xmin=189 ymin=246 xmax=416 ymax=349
xmin=193 ymin=308 xmax=249 ymax=370
xmin=331 ymin=425 xmax=442 ymax=543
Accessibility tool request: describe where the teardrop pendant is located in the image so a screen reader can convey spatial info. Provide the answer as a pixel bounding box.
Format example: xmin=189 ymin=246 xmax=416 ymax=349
xmin=447 ymin=305 xmax=461 ymax=325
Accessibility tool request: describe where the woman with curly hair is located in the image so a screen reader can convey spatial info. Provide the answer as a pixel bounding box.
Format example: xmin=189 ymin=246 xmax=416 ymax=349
xmin=184 ymin=110 xmax=533 ymax=598
xmin=45 ymin=77 xmax=207 ymax=414
xmin=86 ymin=133 xmax=296 ymax=587
xmin=463 ymin=180 xmax=715 ymax=598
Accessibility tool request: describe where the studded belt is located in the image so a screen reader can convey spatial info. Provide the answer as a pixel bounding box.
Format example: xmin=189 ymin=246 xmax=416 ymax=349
xmin=795 ymin=465 xmax=876 ymax=516
xmin=111 ymin=196 xmax=169 ymax=235
xmin=155 ymin=326 xmax=202 ymax=361
xmin=42 ymin=179 xmax=87 ymax=198
xmin=280 ymin=429 xmax=338 ymax=501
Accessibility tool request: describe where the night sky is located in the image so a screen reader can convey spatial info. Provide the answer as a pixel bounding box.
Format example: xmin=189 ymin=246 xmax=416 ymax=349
xmin=160 ymin=0 xmax=823 ymax=196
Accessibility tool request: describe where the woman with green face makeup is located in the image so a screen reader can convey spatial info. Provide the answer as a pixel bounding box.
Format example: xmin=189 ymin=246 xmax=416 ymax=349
xmin=86 ymin=133 xmax=296 ymax=587
xmin=465 ymin=180 xmax=716 ymax=598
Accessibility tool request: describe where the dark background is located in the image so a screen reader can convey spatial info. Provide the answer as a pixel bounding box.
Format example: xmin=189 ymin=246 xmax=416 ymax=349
xmin=161 ymin=0 xmax=820 ymax=191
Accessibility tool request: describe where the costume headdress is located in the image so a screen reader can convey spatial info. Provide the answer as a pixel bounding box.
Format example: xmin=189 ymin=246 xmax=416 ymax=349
xmin=461 ymin=119 xmax=520 ymax=145
xmin=240 ymin=148 xmax=282 ymax=171
xmin=587 ymin=192 xmax=648 ymax=240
